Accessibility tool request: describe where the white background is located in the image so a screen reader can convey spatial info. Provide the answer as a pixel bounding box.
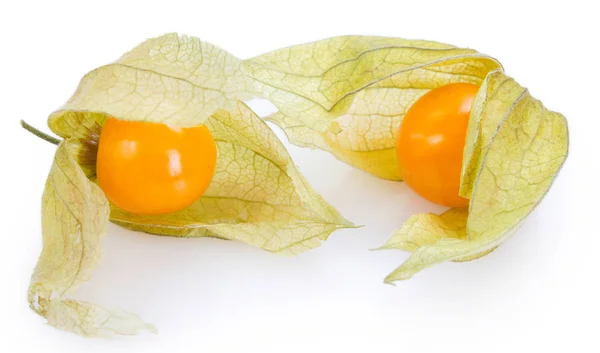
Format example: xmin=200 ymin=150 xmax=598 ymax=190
xmin=0 ymin=1 xmax=598 ymax=352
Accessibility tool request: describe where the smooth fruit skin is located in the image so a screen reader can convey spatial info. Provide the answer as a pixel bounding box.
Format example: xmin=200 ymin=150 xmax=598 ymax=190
xmin=96 ymin=118 xmax=217 ymax=215
xmin=396 ymin=83 xmax=479 ymax=208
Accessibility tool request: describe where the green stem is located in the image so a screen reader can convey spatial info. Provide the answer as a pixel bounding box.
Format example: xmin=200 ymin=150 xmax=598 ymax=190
xmin=20 ymin=120 xmax=61 ymax=145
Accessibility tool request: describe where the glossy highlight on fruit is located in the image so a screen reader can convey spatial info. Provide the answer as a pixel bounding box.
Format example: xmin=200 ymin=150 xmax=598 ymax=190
xmin=96 ymin=118 xmax=217 ymax=215
xmin=396 ymin=83 xmax=479 ymax=208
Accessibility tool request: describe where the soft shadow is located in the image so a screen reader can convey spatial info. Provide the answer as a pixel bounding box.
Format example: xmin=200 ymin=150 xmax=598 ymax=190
xmin=75 ymin=223 xmax=338 ymax=331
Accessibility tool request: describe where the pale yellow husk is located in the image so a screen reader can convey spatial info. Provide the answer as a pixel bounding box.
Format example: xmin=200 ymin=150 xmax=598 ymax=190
xmin=243 ymin=37 xmax=567 ymax=282
xmin=32 ymin=34 xmax=353 ymax=336
xmin=378 ymin=70 xmax=568 ymax=283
